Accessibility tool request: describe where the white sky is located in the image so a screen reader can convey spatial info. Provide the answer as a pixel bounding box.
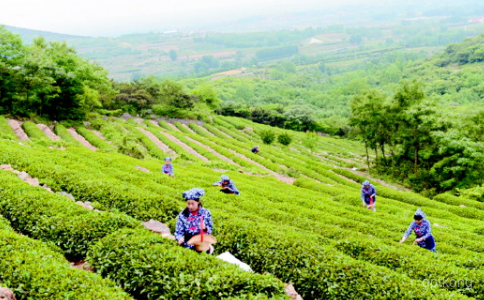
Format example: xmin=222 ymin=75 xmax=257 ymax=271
xmin=0 ymin=0 xmax=375 ymax=36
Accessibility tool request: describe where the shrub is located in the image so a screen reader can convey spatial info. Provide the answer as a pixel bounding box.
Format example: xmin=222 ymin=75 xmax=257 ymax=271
xmin=0 ymin=116 xmax=17 ymax=140
xmin=88 ymin=229 xmax=286 ymax=299
xmin=258 ymin=130 xmax=276 ymax=145
xmin=0 ymin=170 xmax=141 ymax=260
xmin=0 ymin=226 xmax=132 ymax=300
xmin=277 ymin=132 xmax=292 ymax=146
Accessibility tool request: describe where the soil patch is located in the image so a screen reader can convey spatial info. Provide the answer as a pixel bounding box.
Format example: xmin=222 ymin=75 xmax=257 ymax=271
xmin=7 ymin=119 xmax=29 ymax=141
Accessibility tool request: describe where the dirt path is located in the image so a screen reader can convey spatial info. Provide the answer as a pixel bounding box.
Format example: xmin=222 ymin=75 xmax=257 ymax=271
xmin=149 ymin=120 xmax=161 ymax=127
xmin=208 ymin=126 xmax=233 ymax=139
xmin=133 ymin=118 xmax=144 ymax=125
xmin=90 ymin=130 xmax=112 ymax=144
xmin=136 ymin=127 xmax=177 ymax=157
xmin=0 ymin=164 xmax=52 ymax=192
xmin=7 ymin=119 xmax=29 ymax=141
xmin=37 ymin=124 xmax=61 ymax=141
xmin=159 ymin=131 xmax=208 ymax=162
xmin=184 ymin=136 xmax=241 ymax=167
xmin=191 ymin=124 xmax=215 ymax=137
xmin=180 ymin=123 xmax=197 ymax=134
xmin=164 ymin=122 xmax=181 ymax=132
xmin=313 ymin=153 xmax=340 ymax=168
xmin=349 ymin=169 xmax=411 ymax=192
xmin=224 ymin=148 xmax=296 ymax=184
xmin=68 ymin=128 xmax=97 ymax=151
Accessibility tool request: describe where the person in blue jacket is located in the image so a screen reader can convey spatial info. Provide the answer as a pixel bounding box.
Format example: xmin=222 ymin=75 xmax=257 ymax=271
xmin=162 ymin=157 xmax=174 ymax=177
xmin=213 ymin=175 xmax=239 ymax=195
xmin=361 ymin=180 xmax=376 ymax=211
xmin=400 ymin=208 xmax=436 ymax=252
xmin=175 ymin=188 xmax=214 ymax=254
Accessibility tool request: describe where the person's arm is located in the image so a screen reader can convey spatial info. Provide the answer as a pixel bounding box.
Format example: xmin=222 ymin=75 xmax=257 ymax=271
xmin=417 ymin=221 xmax=432 ymax=241
xmin=361 ymin=188 xmax=366 ymax=202
xmin=169 ymin=165 xmax=174 ymax=176
xmin=231 ymin=183 xmax=240 ymax=195
xmin=162 ymin=165 xmax=167 ymax=173
xmin=212 ymin=181 xmax=221 ymax=186
xmin=400 ymin=222 xmax=414 ymax=243
xmin=204 ymin=210 xmax=214 ymax=235
xmin=371 ymin=185 xmax=377 ymax=197
xmin=174 ymin=215 xmax=185 ymax=244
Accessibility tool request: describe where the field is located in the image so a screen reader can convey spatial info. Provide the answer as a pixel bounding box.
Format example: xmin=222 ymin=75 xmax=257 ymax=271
xmin=0 ymin=114 xmax=483 ymax=299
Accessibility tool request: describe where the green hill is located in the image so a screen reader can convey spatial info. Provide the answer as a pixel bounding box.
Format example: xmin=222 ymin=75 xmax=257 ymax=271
xmin=0 ymin=114 xmax=483 ymax=299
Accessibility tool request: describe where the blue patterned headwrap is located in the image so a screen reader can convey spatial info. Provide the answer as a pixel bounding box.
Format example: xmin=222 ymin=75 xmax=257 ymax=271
xmin=164 ymin=157 xmax=172 ymax=162
xmin=414 ymin=208 xmax=426 ymax=219
xmin=182 ymin=188 xmax=205 ymax=201
xmin=221 ymin=175 xmax=230 ymax=181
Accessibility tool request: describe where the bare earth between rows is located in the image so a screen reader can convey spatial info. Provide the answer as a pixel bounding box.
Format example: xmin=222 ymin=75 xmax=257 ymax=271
xmin=184 ymin=136 xmax=241 ymax=167
xmin=7 ymin=119 xmax=29 ymax=141
xmin=37 ymin=124 xmax=61 ymax=141
xmin=67 ymin=128 xmax=97 ymax=151
xmin=158 ymin=131 xmax=209 ymax=162
xmin=136 ymin=127 xmax=177 ymax=157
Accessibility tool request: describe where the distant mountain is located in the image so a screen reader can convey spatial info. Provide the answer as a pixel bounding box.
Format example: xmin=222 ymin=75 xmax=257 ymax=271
xmin=3 ymin=25 xmax=88 ymax=43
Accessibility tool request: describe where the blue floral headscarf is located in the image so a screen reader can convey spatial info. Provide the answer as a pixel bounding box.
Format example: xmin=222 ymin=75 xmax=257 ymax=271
xmin=414 ymin=208 xmax=426 ymax=219
xmin=182 ymin=188 xmax=205 ymax=201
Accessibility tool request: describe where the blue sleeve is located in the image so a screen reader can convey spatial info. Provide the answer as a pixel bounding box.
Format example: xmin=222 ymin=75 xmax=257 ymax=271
xmin=403 ymin=221 xmax=415 ymax=239
xmin=420 ymin=221 xmax=432 ymax=240
xmin=231 ymin=182 xmax=239 ymax=195
xmin=174 ymin=215 xmax=185 ymax=241
xmin=361 ymin=187 xmax=366 ymax=201
xmin=204 ymin=210 xmax=214 ymax=234
xmin=169 ymin=165 xmax=174 ymax=175
xmin=372 ymin=185 xmax=377 ymax=195
xmin=212 ymin=181 xmax=221 ymax=186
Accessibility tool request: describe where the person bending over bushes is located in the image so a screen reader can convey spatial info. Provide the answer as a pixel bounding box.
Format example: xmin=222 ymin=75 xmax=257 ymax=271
xmin=400 ymin=209 xmax=436 ymax=252
xmin=361 ymin=180 xmax=376 ymax=212
xmin=175 ymin=188 xmax=215 ymax=254
xmin=162 ymin=157 xmax=175 ymax=177
xmin=213 ymin=175 xmax=239 ymax=195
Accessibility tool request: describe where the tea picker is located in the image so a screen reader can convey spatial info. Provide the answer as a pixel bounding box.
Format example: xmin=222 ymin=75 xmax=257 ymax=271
xmin=175 ymin=188 xmax=216 ymax=254
xmin=213 ymin=175 xmax=240 ymax=195
xmin=361 ymin=180 xmax=376 ymax=211
xmin=162 ymin=157 xmax=175 ymax=177
xmin=400 ymin=208 xmax=436 ymax=252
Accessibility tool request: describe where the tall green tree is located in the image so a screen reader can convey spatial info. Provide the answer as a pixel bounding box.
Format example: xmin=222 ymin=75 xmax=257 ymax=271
xmin=0 ymin=27 xmax=25 ymax=114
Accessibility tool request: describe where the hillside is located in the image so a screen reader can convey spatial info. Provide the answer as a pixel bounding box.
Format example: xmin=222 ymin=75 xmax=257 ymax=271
xmin=0 ymin=114 xmax=483 ymax=299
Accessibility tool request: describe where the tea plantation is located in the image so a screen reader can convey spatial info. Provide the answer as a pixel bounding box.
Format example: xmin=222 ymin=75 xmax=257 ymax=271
xmin=0 ymin=115 xmax=482 ymax=299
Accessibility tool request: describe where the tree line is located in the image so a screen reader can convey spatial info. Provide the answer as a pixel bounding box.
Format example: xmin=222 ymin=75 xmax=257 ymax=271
xmin=0 ymin=27 xmax=221 ymax=121
xmin=350 ymin=81 xmax=484 ymax=194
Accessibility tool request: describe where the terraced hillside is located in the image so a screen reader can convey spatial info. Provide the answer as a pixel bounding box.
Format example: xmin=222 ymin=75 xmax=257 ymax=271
xmin=0 ymin=114 xmax=482 ymax=299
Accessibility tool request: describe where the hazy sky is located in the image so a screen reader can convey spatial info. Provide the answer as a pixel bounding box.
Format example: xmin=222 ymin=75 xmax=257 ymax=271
xmin=0 ymin=0 xmax=380 ymax=36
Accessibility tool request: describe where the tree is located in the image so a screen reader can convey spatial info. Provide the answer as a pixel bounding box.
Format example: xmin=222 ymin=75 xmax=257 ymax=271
xmin=258 ymin=129 xmax=276 ymax=145
xmin=192 ymin=85 xmax=221 ymax=109
xmin=159 ymin=80 xmax=194 ymax=110
xmin=169 ymin=49 xmax=178 ymax=61
xmin=0 ymin=27 xmax=25 ymax=114
xmin=283 ymin=106 xmax=315 ymax=131
xmin=303 ymin=131 xmax=319 ymax=154
xmin=277 ymin=132 xmax=292 ymax=146
xmin=349 ymin=89 xmax=388 ymax=169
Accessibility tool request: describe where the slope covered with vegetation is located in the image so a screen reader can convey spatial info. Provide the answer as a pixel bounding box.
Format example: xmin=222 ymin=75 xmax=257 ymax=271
xmin=0 ymin=114 xmax=483 ymax=299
